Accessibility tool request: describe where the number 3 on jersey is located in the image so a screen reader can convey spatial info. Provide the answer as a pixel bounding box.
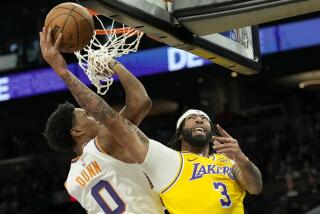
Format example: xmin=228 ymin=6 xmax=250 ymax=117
xmin=91 ymin=180 xmax=126 ymax=214
xmin=213 ymin=182 xmax=232 ymax=207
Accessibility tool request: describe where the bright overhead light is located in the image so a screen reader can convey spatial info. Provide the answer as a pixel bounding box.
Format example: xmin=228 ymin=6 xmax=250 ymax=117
xmin=231 ymin=72 xmax=238 ymax=78
xmin=298 ymin=80 xmax=320 ymax=89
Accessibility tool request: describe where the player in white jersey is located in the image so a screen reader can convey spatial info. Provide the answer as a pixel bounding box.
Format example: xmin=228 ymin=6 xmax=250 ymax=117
xmin=66 ymin=139 xmax=162 ymax=213
xmin=40 ymin=27 xmax=163 ymax=213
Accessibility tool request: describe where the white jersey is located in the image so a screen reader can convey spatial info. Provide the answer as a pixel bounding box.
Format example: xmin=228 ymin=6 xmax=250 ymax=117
xmin=65 ymin=139 xmax=164 ymax=214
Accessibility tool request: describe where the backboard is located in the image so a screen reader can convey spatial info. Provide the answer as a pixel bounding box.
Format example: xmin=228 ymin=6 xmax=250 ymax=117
xmin=79 ymin=0 xmax=262 ymax=74
xmin=79 ymin=0 xmax=320 ymax=74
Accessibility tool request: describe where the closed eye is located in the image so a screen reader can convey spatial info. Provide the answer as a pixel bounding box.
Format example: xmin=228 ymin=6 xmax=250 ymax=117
xmin=186 ymin=115 xmax=196 ymax=120
xmin=202 ymin=116 xmax=209 ymax=122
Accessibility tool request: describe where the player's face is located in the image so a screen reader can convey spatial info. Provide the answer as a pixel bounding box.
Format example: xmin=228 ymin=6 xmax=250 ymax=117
xmin=181 ymin=113 xmax=212 ymax=147
xmin=73 ymin=108 xmax=100 ymax=138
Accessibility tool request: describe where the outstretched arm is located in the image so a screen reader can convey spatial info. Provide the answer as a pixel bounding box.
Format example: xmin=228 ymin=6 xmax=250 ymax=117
xmin=40 ymin=28 xmax=149 ymax=163
xmin=212 ymin=125 xmax=263 ymax=194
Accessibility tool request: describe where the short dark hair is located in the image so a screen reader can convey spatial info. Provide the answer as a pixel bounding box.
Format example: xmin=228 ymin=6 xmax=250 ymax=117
xmin=44 ymin=102 xmax=76 ymax=152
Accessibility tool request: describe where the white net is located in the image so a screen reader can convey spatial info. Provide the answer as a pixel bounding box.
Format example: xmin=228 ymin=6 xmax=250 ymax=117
xmin=74 ymin=15 xmax=144 ymax=95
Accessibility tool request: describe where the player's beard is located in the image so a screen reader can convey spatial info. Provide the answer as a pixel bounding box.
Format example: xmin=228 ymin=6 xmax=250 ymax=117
xmin=181 ymin=127 xmax=213 ymax=148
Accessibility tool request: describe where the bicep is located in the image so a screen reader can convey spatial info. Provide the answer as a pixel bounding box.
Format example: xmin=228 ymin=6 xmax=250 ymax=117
xmin=110 ymin=116 xmax=149 ymax=163
xmin=97 ymin=106 xmax=140 ymax=151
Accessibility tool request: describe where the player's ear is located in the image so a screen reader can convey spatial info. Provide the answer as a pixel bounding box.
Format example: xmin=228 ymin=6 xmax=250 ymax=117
xmin=70 ymin=127 xmax=84 ymax=137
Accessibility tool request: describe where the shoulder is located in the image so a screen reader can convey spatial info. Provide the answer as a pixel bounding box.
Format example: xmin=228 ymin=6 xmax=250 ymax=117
xmin=180 ymin=152 xmax=200 ymax=160
xmin=82 ymin=139 xmax=112 ymax=161
xmin=82 ymin=139 xmax=98 ymax=153
xmin=210 ymin=153 xmax=235 ymax=166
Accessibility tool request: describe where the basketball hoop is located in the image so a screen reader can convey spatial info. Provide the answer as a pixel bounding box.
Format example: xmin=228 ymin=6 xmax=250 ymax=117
xmin=74 ymin=10 xmax=144 ymax=95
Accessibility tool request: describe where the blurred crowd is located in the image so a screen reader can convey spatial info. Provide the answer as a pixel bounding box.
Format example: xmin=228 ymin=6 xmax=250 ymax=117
xmin=0 ymin=155 xmax=69 ymax=214
xmin=228 ymin=104 xmax=320 ymax=213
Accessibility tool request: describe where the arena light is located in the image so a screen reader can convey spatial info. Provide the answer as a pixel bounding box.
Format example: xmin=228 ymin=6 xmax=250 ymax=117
xmin=231 ymin=72 xmax=238 ymax=78
xmin=276 ymin=69 xmax=320 ymax=87
xmin=299 ymin=80 xmax=320 ymax=89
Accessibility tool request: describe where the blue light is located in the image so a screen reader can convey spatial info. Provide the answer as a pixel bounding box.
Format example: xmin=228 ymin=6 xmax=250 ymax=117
xmin=1 ymin=17 xmax=320 ymax=102
xmin=259 ymin=17 xmax=320 ymax=54
xmin=0 ymin=47 xmax=208 ymax=102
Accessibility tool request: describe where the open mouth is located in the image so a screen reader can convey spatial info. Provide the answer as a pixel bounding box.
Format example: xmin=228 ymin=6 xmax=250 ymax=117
xmin=193 ymin=126 xmax=206 ymax=135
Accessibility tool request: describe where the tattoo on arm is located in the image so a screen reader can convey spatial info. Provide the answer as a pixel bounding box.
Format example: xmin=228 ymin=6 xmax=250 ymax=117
xmin=233 ymin=164 xmax=245 ymax=189
xmin=233 ymin=161 xmax=263 ymax=193
xmin=61 ymin=72 xmax=117 ymax=124
xmin=123 ymin=118 xmax=149 ymax=145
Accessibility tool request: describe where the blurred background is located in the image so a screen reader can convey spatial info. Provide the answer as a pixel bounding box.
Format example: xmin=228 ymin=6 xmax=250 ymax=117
xmin=0 ymin=0 xmax=319 ymax=214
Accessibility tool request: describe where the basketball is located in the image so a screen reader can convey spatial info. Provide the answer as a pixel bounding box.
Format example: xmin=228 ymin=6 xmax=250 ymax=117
xmin=44 ymin=2 xmax=94 ymax=53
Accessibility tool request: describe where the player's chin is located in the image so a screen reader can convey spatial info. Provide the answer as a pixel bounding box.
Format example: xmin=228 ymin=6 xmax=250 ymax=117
xmin=192 ymin=132 xmax=206 ymax=138
xmin=192 ymin=134 xmax=208 ymax=143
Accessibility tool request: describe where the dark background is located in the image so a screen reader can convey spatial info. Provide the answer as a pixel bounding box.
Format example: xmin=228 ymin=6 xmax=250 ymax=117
xmin=0 ymin=0 xmax=319 ymax=213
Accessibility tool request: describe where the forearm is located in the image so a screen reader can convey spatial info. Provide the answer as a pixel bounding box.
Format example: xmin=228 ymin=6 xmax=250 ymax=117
xmin=40 ymin=28 xmax=146 ymax=158
xmin=59 ymin=69 xmax=118 ymax=126
xmin=234 ymin=158 xmax=263 ymax=194
xmin=113 ymin=63 xmax=151 ymax=108
xmin=58 ymin=69 xmax=148 ymax=162
xmin=113 ymin=63 xmax=151 ymax=125
xmin=211 ymin=126 xmax=263 ymax=194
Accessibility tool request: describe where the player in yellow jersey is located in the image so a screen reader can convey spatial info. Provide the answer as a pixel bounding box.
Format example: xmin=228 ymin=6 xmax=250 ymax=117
xmin=161 ymin=110 xmax=263 ymax=213
xmin=138 ymin=110 xmax=263 ymax=214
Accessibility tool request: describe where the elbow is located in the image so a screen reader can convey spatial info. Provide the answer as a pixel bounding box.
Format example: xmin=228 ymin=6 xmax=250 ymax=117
xmin=247 ymin=182 xmax=263 ymax=195
xmin=129 ymin=95 xmax=152 ymax=113
xmin=139 ymin=95 xmax=152 ymax=111
xmin=142 ymin=96 xmax=152 ymax=112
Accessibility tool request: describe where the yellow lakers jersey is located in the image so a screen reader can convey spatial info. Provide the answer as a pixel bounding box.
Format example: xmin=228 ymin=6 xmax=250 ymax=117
xmin=160 ymin=152 xmax=245 ymax=214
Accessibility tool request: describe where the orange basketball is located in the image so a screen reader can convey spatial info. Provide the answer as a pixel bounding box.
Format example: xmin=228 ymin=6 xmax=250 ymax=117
xmin=44 ymin=2 xmax=94 ymax=53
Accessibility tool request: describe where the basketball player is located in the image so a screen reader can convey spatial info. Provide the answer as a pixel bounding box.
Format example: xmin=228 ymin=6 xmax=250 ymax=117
xmin=164 ymin=109 xmax=263 ymax=213
xmin=40 ymin=28 xmax=262 ymax=214
xmin=132 ymin=109 xmax=263 ymax=214
xmin=40 ymin=27 xmax=164 ymax=213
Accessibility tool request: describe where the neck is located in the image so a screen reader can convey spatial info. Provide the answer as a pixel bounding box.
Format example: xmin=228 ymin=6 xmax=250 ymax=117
xmin=96 ymin=135 xmax=121 ymax=155
xmin=73 ymin=145 xmax=83 ymax=156
xmin=73 ymin=136 xmax=93 ymax=156
xmin=180 ymin=141 xmax=210 ymax=157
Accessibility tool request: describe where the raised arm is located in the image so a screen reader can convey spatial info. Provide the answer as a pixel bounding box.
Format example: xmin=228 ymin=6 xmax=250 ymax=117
xmin=212 ymin=125 xmax=263 ymax=194
xmin=40 ymin=28 xmax=148 ymax=163
xmin=97 ymin=60 xmax=151 ymax=151
xmin=112 ymin=61 xmax=152 ymax=125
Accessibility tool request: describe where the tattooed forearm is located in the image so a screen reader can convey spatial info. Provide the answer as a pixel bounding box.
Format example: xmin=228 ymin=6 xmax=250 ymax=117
xmin=233 ymin=164 xmax=245 ymax=189
xmin=61 ymin=72 xmax=117 ymax=125
xmin=233 ymin=161 xmax=263 ymax=194
xmin=123 ymin=118 xmax=149 ymax=145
